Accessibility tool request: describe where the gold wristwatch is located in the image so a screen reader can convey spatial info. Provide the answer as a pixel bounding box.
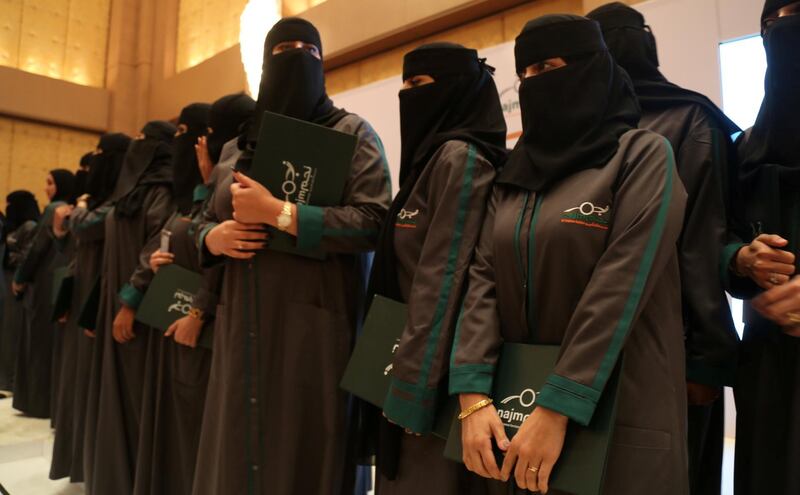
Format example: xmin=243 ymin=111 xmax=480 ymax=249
xmin=277 ymin=201 xmax=292 ymax=231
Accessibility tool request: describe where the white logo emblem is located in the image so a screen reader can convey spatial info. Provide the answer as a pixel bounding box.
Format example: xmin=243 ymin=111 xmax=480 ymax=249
xmin=564 ymin=202 xmax=609 ymax=216
xmin=496 ymin=388 xmax=539 ymax=428
xmin=383 ymin=339 xmax=401 ymax=376
xmin=167 ymin=289 xmax=195 ymax=315
xmin=397 ymin=209 xmax=419 ymax=220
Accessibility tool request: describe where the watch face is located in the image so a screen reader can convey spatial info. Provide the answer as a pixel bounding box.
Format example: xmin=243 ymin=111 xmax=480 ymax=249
xmin=278 ymin=214 xmax=291 ymax=229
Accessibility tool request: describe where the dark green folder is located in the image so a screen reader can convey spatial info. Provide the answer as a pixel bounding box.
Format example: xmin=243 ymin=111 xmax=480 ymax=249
xmin=340 ymin=295 xmax=454 ymax=438
xmin=340 ymin=295 xmax=407 ymax=407
xmin=135 ymin=264 xmax=213 ymax=349
xmin=246 ymin=110 xmax=357 ymax=260
xmin=51 ymin=266 xmax=74 ymax=321
xmin=77 ymin=276 xmax=101 ymax=330
xmin=443 ymin=344 xmax=620 ymax=495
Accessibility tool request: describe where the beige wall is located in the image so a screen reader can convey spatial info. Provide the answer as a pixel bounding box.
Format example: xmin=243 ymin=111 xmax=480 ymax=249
xmin=0 ymin=116 xmax=97 ymax=207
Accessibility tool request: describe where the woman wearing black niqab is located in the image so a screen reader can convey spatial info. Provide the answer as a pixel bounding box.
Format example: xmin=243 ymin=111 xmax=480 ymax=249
xmin=366 ymin=42 xmax=506 ymax=495
xmin=193 ymin=17 xmax=392 ymax=495
xmin=48 ymin=132 xmax=131 ymax=483
xmin=11 ymin=169 xmax=75 ymax=419
xmin=83 ymin=120 xmax=176 ymax=495
xmin=450 ymin=15 xmax=687 ymax=495
xmin=587 ymin=4 xmax=744 ymax=493
xmin=0 ymin=191 xmax=39 ymax=393
xmin=720 ymin=2 xmax=800 ymax=494
xmin=132 ymin=102 xmax=215 ymax=495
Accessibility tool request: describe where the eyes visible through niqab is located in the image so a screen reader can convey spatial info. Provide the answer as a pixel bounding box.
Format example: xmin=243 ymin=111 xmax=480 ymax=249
xmin=763 ymin=1 xmax=800 ymax=32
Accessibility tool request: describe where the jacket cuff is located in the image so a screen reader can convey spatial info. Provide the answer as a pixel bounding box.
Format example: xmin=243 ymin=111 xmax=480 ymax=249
xmin=119 ymin=283 xmax=143 ymax=309
xmin=198 ymin=223 xmax=222 ymax=267
xmin=720 ymin=242 xmax=759 ymax=298
xmin=13 ymin=267 xmax=28 ymax=284
xmin=449 ymin=364 xmax=494 ymax=396
xmin=193 ymin=184 xmax=210 ymax=203
xmin=296 ymin=204 xmax=324 ymax=251
xmin=382 ymin=377 xmax=438 ymax=433
xmin=536 ymin=374 xmax=600 ymax=426
xmin=686 ymin=360 xmax=736 ymax=388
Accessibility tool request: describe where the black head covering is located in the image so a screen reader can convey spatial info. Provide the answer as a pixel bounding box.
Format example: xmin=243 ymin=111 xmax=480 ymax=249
xmin=239 ymin=18 xmax=347 ymax=172
xmin=74 ymin=152 xmax=93 ymax=198
xmin=370 ymin=42 xmax=508 ymax=303
xmin=85 ymin=133 xmax=132 ymax=210
xmin=763 ymin=0 xmax=799 ymax=20
xmin=587 ymin=2 xmax=739 ymax=136
xmin=5 ymin=190 xmax=40 ymax=233
xmin=735 ymin=4 xmax=800 ymax=243
xmin=110 ymin=120 xmax=176 ymax=218
xmin=49 ymin=169 xmax=76 ymax=204
xmin=173 ymin=103 xmax=211 ymax=214
xmin=208 ymin=93 xmax=255 ymax=164
xmin=498 ymin=14 xmax=640 ymax=191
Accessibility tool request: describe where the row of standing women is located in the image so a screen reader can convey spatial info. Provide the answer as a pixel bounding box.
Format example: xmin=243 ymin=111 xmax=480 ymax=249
xmin=0 ymin=0 xmax=797 ymax=494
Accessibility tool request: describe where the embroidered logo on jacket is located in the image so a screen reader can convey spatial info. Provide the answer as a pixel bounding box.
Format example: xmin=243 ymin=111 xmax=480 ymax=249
xmin=395 ymin=208 xmax=420 ymax=229
xmin=561 ymin=202 xmax=610 ymax=231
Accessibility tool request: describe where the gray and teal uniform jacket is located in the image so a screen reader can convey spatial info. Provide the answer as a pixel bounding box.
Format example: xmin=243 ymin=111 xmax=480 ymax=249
xmin=83 ymin=184 xmax=174 ymax=495
xmin=381 ymin=140 xmax=496 ymax=433
xmin=49 ymin=203 xmax=112 ymax=482
xmin=450 ymin=129 xmax=690 ymax=495
xmin=191 ymin=113 xmax=391 ymax=495
xmin=641 ymin=104 xmax=740 ymax=387
xmin=12 ymin=202 xmax=69 ymax=419
xmin=133 ymin=181 xmax=216 ymax=495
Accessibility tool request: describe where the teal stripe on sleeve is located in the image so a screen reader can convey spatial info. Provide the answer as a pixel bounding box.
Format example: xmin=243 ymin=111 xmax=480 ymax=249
xmin=591 ymin=137 xmax=675 ymax=390
xmin=413 ymin=144 xmax=477 ymax=396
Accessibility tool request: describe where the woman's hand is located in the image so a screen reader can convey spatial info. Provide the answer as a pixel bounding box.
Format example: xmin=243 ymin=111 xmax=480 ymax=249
xmin=11 ymin=282 xmax=25 ymax=296
xmin=205 ymin=220 xmax=268 ymax=259
xmin=231 ymin=171 xmax=279 ymax=225
xmin=752 ymin=275 xmax=800 ymax=335
xmin=735 ymin=234 xmax=796 ymax=289
xmin=164 ymin=315 xmax=203 ymax=348
xmin=149 ymin=249 xmax=175 ymax=273
xmin=501 ymin=406 xmax=568 ymax=494
xmin=112 ymin=305 xmax=136 ymax=343
xmin=83 ymin=329 xmax=96 ymax=338
xmin=53 ymin=204 xmax=73 ymax=238
xmin=195 ymin=136 xmax=214 ymax=183
xmin=459 ymin=393 xmax=510 ymax=481
xmin=57 ymin=312 xmax=69 ymax=324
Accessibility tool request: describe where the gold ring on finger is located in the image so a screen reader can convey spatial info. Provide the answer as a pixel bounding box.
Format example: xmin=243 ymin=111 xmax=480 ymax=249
xmin=786 ymin=312 xmax=800 ymax=324
xmin=770 ymin=275 xmax=780 ymax=285
xmin=528 ymin=466 xmax=539 ymax=473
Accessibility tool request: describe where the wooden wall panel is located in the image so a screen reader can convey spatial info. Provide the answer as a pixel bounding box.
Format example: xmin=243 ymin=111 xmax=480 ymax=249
xmin=0 ymin=116 xmax=97 ymax=205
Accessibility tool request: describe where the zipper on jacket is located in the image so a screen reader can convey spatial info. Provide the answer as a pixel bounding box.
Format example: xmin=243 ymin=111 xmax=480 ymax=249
xmin=525 ymin=194 xmax=543 ymax=340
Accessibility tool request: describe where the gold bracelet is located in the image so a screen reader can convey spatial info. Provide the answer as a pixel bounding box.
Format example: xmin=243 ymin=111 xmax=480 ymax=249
xmin=458 ymin=399 xmax=493 ymax=420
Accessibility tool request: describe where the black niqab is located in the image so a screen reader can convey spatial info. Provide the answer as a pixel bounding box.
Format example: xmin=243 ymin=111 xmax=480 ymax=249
xmin=50 ymin=169 xmax=76 ymax=204
xmin=736 ymin=8 xmax=800 ymax=243
xmin=85 ymin=133 xmax=132 ymax=210
xmin=370 ymin=42 xmax=508 ymax=303
xmin=498 ymin=14 xmax=640 ymax=191
xmin=208 ymin=93 xmax=255 ymax=164
xmin=5 ymin=191 xmax=40 ymax=234
xmin=110 ymin=121 xmax=176 ymax=218
xmin=587 ymin=2 xmax=740 ymax=136
xmin=239 ymin=18 xmax=347 ymax=172
xmin=173 ymin=103 xmax=211 ymax=214
xmin=74 ymin=152 xmax=92 ymax=198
